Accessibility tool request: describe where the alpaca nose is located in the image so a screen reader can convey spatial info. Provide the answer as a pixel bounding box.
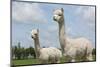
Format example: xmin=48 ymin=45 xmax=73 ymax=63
xmin=53 ymin=16 xmax=56 ymax=21
xmin=31 ymin=35 xmax=34 ymax=38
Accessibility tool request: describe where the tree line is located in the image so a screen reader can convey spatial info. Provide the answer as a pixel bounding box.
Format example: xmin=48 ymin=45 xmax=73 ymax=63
xmin=12 ymin=42 xmax=36 ymax=60
xmin=12 ymin=42 xmax=96 ymax=60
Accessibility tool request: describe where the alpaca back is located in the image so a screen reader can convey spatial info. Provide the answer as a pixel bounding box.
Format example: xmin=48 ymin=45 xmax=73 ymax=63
xmin=49 ymin=47 xmax=62 ymax=58
xmin=68 ymin=37 xmax=93 ymax=51
xmin=39 ymin=47 xmax=62 ymax=61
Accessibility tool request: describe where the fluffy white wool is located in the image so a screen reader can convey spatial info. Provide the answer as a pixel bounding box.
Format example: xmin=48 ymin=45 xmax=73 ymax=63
xmin=39 ymin=47 xmax=62 ymax=63
xmin=31 ymin=29 xmax=62 ymax=63
xmin=64 ymin=38 xmax=93 ymax=59
xmin=53 ymin=8 xmax=93 ymax=62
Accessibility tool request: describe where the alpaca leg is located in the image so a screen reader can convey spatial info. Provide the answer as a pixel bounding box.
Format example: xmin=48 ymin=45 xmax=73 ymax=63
xmin=50 ymin=57 xmax=60 ymax=63
xmin=56 ymin=60 xmax=60 ymax=63
xmin=41 ymin=60 xmax=48 ymax=64
xmin=50 ymin=59 xmax=56 ymax=63
xmin=71 ymin=57 xmax=76 ymax=62
xmin=56 ymin=57 xmax=60 ymax=63
xmin=86 ymin=53 xmax=93 ymax=61
xmin=65 ymin=56 xmax=73 ymax=62
xmin=71 ymin=59 xmax=75 ymax=62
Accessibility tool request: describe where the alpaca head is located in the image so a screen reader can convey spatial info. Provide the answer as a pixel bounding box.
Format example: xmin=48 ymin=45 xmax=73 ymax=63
xmin=53 ymin=8 xmax=64 ymax=23
xmin=31 ymin=29 xmax=39 ymax=39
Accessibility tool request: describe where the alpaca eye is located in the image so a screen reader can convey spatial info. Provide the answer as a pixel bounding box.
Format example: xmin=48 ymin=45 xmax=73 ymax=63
xmin=34 ymin=34 xmax=37 ymax=35
xmin=58 ymin=14 xmax=62 ymax=16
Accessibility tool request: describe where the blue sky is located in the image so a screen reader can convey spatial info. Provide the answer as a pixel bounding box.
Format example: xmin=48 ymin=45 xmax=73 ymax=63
xmin=12 ymin=1 xmax=96 ymax=48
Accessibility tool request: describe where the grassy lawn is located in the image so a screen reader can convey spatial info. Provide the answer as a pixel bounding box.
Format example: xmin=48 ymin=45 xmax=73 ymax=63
xmin=12 ymin=57 xmax=67 ymax=66
xmin=12 ymin=58 xmax=41 ymax=66
xmin=12 ymin=57 xmax=68 ymax=66
xmin=12 ymin=55 xmax=96 ymax=66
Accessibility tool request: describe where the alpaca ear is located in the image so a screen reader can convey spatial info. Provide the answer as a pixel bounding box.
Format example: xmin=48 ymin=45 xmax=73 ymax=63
xmin=61 ymin=8 xmax=63 ymax=12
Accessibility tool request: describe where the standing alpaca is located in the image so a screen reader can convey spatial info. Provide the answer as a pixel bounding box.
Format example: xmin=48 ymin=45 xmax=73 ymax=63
xmin=31 ymin=29 xmax=62 ymax=63
xmin=53 ymin=8 xmax=93 ymax=62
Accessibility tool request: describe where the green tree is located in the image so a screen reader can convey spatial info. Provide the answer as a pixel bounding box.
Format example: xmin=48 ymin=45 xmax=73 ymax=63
xmin=12 ymin=46 xmax=15 ymax=59
xmin=92 ymin=48 xmax=96 ymax=55
xmin=29 ymin=46 xmax=36 ymax=58
xmin=12 ymin=43 xmax=36 ymax=59
xmin=24 ymin=48 xmax=30 ymax=59
xmin=16 ymin=42 xmax=22 ymax=60
xmin=21 ymin=47 xmax=25 ymax=59
xmin=13 ymin=46 xmax=18 ymax=59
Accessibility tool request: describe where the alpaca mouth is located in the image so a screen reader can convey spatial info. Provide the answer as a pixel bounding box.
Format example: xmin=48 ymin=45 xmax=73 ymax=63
xmin=53 ymin=17 xmax=57 ymax=21
xmin=31 ymin=35 xmax=34 ymax=39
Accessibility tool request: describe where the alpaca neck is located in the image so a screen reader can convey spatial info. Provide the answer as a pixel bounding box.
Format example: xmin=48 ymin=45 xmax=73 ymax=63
xmin=34 ymin=35 xmax=41 ymax=58
xmin=58 ymin=18 xmax=66 ymax=54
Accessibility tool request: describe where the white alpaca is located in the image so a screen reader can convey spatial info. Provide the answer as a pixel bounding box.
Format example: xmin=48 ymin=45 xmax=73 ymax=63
xmin=31 ymin=29 xmax=62 ymax=63
xmin=53 ymin=8 xmax=93 ymax=62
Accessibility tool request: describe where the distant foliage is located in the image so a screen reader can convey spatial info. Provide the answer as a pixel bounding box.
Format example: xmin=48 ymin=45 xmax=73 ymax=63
xmin=92 ymin=48 xmax=96 ymax=55
xmin=12 ymin=42 xmax=36 ymax=60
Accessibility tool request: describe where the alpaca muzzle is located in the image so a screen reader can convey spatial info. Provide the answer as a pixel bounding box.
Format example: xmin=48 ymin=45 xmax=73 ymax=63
xmin=31 ymin=35 xmax=34 ymax=39
xmin=53 ymin=16 xmax=57 ymax=21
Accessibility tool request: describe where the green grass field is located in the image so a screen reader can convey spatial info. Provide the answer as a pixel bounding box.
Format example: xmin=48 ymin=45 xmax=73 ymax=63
xmin=12 ymin=58 xmax=41 ymax=66
xmin=12 ymin=55 xmax=96 ymax=66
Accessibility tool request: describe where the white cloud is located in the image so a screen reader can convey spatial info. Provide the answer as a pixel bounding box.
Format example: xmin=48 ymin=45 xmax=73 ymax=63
xmin=12 ymin=1 xmax=47 ymax=23
xmin=75 ymin=6 xmax=95 ymax=31
xmin=76 ymin=6 xmax=95 ymax=23
xmin=47 ymin=24 xmax=58 ymax=33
